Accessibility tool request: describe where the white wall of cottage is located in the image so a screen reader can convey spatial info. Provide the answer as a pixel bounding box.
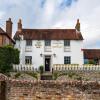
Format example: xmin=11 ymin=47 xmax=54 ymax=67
xmin=15 ymin=39 xmax=84 ymax=69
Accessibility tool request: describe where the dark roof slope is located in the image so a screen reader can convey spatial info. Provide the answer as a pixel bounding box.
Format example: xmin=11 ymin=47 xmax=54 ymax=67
xmin=14 ymin=29 xmax=83 ymax=40
xmin=0 ymin=27 xmax=5 ymax=33
xmin=0 ymin=27 xmax=15 ymax=44
xmin=83 ymin=49 xmax=100 ymax=59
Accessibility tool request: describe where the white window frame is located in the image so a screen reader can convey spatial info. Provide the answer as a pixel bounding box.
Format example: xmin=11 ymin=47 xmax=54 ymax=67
xmin=64 ymin=56 xmax=71 ymax=64
xmin=25 ymin=56 xmax=32 ymax=64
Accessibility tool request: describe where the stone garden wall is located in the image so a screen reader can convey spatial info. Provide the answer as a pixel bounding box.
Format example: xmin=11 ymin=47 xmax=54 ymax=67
xmin=6 ymin=80 xmax=100 ymax=100
xmin=0 ymin=73 xmax=100 ymax=100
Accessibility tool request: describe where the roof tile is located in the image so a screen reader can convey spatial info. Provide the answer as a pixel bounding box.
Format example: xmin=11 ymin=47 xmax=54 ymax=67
xmin=14 ymin=29 xmax=83 ymax=40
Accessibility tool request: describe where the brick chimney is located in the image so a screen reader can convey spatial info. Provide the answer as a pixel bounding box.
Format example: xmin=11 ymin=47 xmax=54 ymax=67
xmin=6 ymin=18 xmax=13 ymax=38
xmin=75 ymin=19 xmax=80 ymax=32
xmin=17 ymin=19 xmax=22 ymax=32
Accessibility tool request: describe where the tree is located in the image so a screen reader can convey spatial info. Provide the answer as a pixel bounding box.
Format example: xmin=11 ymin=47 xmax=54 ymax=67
xmin=0 ymin=45 xmax=20 ymax=73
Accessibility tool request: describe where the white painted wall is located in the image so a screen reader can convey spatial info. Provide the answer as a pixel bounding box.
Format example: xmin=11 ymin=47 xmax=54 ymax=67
xmin=15 ymin=38 xmax=84 ymax=70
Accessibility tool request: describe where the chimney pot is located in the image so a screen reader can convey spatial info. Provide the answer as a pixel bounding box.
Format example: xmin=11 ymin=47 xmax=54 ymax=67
xmin=9 ymin=18 xmax=11 ymax=21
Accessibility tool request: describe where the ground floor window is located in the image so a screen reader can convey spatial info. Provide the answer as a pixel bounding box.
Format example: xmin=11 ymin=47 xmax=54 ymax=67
xmin=84 ymin=58 xmax=99 ymax=65
xmin=25 ymin=56 xmax=32 ymax=64
xmin=64 ymin=56 xmax=71 ymax=64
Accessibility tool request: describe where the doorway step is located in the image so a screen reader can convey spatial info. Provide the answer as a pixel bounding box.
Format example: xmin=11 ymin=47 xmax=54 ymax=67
xmin=41 ymin=72 xmax=53 ymax=80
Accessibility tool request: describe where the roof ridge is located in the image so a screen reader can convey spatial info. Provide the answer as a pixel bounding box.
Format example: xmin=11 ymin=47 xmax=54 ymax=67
xmin=22 ymin=28 xmax=76 ymax=30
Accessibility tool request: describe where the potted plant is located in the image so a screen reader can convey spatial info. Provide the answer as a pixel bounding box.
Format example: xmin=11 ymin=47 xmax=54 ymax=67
xmin=39 ymin=65 xmax=44 ymax=74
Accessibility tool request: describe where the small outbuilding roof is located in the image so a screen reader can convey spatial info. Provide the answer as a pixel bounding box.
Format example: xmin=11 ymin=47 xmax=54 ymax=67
xmin=83 ymin=49 xmax=100 ymax=59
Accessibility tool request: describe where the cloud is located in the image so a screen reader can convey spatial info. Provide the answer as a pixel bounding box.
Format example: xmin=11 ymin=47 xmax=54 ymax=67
xmin=0 ymin=0 xmax=100 ymax=48
xmin=0 ymin=11 xmax=5 ymax=18
xmin=59 ymin=0 xmax=77 ymax=8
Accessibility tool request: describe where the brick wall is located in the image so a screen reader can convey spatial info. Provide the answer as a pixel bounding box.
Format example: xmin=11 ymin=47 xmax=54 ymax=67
xmin=0 ymin=35 xmax=3 ymax=46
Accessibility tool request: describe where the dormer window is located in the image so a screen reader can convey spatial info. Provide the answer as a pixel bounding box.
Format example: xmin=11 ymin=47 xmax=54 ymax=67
xmin=26 ymin=40 xmax=32 ymax=46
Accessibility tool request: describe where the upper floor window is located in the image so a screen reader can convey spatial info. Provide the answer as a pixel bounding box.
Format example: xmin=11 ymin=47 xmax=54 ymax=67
xmin=26 ymin=40 xmax=32 ymax=46
xmin=64 ymin=56 xmax=71 ymax=64
xmin=45 ymin=40 xmax=51 ymax=46
xmin=25 ymin=56 xmax=32 ymax=64
xmin=64 ymin=40 xmax=70 ymax=46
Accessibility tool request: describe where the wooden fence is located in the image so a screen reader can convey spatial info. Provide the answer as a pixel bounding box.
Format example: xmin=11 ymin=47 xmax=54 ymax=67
xmin=13 ymin=64 xmax=100 ymax=72
xmin=53 ymin=64 xmax=100 ymax=71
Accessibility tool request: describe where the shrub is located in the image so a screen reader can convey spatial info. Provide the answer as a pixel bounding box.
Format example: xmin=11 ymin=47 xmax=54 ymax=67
xmin=26 ymin=72 xmax=38 ymax=79
xmin=76 ymin=76 xmax=82 ymax=81
xmin=0 ymin=45 xmax=20 ymax=73
xmin=15 ymin=72 xmax=21 ymax=78
xmin=67 ymin=72 xmax=76 ymax=78
xmin=53 ymin=72 xmax=59 ymax=80
xmin=88 ymin=60 xmax=95 ymax=64
xmin=39 ymin=65 xmax=44 ymax=74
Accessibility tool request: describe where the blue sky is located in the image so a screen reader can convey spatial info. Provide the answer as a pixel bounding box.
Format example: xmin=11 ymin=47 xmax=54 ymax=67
xmin=0 ymin=0 xmax=100 ymax=48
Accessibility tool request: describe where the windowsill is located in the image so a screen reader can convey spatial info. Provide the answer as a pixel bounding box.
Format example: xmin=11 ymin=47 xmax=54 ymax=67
xmin=44 ymin=46 xmax=52 ymax=52
xmin=25 ymin=46 xmax=32 ymax=52
xmin=64 ymin=46 xmax=71 ymax=52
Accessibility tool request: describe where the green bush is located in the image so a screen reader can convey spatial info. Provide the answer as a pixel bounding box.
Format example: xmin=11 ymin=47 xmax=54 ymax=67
xmin=15 ymin=72 xmax=21 ymax=78
xmin=26 ymin=72 xmax=38 ymax=79
xmin=53 ymin=72 xmax=59 ymax=80
xmin=67 ymin=72 xmax=76 ymax=78
xmin=0 ymin=45 xmax=20 ymax=73
xmin=39 ymin=65 xmax=44 ymax=74
xmin=88 ymin=60 xmax=95 ymax=64
xmin=76 ymin=76 xmax=82 ymax=81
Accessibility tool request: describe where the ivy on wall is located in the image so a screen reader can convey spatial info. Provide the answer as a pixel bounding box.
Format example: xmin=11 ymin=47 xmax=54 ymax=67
xmin=0 ymin=45 xmax=20 ymax=73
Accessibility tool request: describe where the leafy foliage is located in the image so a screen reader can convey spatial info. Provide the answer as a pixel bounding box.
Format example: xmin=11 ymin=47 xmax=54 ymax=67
xmin=0 ymin=45 xmax=20 ymax=73
xmin=88 ymin=60 xmax=95 ymax=64
xmin=14 ymin=72 xmax=38 ymax=79
xmin=25 ymin=72 xmax=38 ymax=79
xmin=39 ymin=65 xmax=44 ymax=74
xmin=15 ymin=72 xmax=21 ymax=78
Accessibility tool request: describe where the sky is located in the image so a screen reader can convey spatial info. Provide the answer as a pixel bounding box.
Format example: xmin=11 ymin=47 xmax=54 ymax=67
xmin=0 ymin=0 xmax=100 ymax=48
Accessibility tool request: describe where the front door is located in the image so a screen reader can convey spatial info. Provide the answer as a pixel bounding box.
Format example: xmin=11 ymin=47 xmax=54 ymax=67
xmin=45 ymin=56 xmax=51 ymax=71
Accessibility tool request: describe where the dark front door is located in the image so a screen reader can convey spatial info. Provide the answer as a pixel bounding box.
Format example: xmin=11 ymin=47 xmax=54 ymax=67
xmin=45 ymin=56 xmax=51 ymax=71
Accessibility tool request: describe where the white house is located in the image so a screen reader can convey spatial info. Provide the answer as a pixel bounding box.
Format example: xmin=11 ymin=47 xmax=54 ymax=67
xmin=14 ymin=19 xmax=84 ymax=72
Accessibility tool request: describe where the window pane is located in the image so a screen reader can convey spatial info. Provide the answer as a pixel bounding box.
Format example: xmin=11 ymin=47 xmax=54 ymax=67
xmin=45 ymin=40 xmax=51 ymax=46
xmin=26 ymin=40 xmax=32 ymax=46
xmin=64 ymin=40 xmax=70 ymax=46
xmin=64 ymin=56 xmax=71 ymax=64
xmin=25 ymin=56 xmax=32 ymax=64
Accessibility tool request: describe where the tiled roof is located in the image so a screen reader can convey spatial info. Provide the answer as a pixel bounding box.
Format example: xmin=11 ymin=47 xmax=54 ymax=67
xmin=0 ymin=27 xmax=15 ymax=44
xmin=14 ymin=29 xmax=83 ymax=40
xmin=83 ymin=49 xmax=100 ymax=59
xmin=0 ymin=27 xmax=5 ymax=33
